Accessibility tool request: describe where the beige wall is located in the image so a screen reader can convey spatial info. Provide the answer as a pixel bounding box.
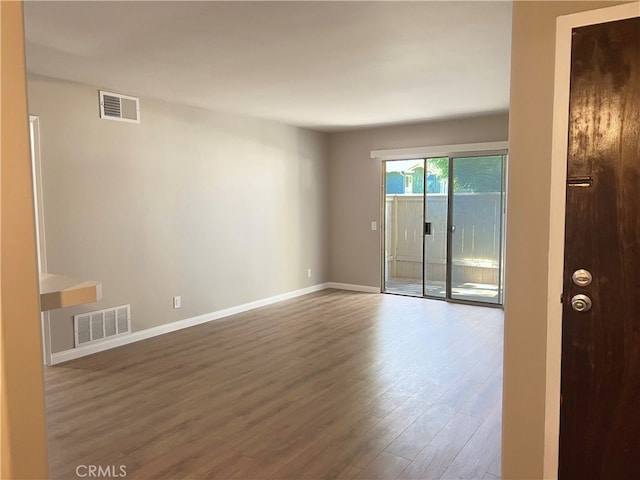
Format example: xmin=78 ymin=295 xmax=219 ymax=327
xmin=0 ymin=2 xmax=49 ymax=478
xmin=328 ymin=113 xmax=509 ymax=288
xmin=28 ymin=75 xmax=329 ymax=354
xmin=502 ymin=2 xmax=630 ymax=479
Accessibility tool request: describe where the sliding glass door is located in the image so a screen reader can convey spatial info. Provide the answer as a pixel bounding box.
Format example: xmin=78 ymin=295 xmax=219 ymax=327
xmin=383 ymin=153 xmax=506 ymax=305
xmin=423 ymin=158 xmax=448 ymax=298
xmin=383 ymin=159 xmax=425 ymax=296
xmin=449 ymin=155 xmax=506 ymax=304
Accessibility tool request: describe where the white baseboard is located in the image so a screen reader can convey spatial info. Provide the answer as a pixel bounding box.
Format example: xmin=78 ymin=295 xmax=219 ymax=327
xmin=50 ymin=282 xmax=329 ymax=365
xmin=326 ymin=282 xmax=380 ymax=294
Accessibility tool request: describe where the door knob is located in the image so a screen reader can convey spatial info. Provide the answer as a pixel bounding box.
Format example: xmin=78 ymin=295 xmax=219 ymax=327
xmin=571 ymin=294 xmax=592 ymax=312
xmin=572 ymin=269 xmax=593 ymax=287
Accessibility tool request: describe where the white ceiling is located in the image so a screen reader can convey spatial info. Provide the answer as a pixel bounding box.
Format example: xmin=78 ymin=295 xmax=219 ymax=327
xmin=23 ymin=1 xmax=512 ymax=132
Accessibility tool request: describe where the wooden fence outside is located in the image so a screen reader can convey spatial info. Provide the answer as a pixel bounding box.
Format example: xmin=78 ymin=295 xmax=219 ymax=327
xmin=385 ymin=193 xmax=503 ymax=285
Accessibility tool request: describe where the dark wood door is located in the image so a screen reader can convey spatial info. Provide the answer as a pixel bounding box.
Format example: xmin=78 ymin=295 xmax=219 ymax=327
xmin=559 ymin=16 xmax=640 ymax=479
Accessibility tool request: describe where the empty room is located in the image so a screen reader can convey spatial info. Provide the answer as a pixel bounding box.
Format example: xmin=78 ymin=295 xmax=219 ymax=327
xmin=3 ymin=1 xmax=640 ymax=480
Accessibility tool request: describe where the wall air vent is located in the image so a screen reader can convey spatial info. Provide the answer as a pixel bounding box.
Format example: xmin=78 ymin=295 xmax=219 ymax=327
xmin=99 ymin=90 xmax=140 ymax=123
xmin=74 ymin=305 xmax=131 ymax=347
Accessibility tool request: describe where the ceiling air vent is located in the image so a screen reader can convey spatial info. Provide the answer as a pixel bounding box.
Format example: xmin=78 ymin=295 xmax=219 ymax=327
xmin=99 ymin=90 xmax=140 ymax=123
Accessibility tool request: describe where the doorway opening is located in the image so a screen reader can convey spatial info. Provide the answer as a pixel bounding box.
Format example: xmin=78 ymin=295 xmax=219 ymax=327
xmin=382 ymin=152 xmax=507 ymax=306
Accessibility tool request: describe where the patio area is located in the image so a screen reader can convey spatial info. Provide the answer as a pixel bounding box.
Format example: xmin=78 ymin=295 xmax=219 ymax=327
xmin=384 ymin=191 xmax=503 ymax=305
xmin=385 ymin=277 xmax=500 ymax=303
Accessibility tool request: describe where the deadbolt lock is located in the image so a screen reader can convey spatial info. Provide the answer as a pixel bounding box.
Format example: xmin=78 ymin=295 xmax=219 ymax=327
xmin=572 ymin=269 xmax=593 ymax=287
xmin=571 ymin=294 xmax=592 ymax=313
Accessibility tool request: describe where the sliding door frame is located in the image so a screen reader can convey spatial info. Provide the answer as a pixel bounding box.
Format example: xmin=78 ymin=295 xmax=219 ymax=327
xmin=380 ymin=158 xmax=426 ymax=298
xmin=446 ymin=151 xmax=507 ymax=307
xmin=445 ymin=159 xmax=454 ymax=300
xmin=377 ymin=142 xmax=508 ymax=306
xmin=422 ymin=157 xmax=448 ymax=301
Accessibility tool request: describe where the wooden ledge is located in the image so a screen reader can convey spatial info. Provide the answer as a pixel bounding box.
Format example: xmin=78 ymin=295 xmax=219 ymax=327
xmin=39 ymin=273 xmax=102 ymax=312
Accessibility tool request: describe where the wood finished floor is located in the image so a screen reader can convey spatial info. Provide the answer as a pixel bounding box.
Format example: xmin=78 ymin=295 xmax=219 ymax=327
xmin=45 ymin=290 xmax=503 ymax=480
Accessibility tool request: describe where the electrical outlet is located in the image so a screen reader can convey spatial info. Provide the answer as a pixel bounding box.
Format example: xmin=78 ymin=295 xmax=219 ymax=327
xmin=307 ymin=268 xmax=312 ymax=278
xmin=173 ymin=296 xmax=181 ymax=309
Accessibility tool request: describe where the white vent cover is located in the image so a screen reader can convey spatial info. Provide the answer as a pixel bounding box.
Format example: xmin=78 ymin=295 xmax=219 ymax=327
xmin=99 ymin=90 xmax=140 ymax=123
xmin=74 ymin=305 xmax=131 ymax=347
